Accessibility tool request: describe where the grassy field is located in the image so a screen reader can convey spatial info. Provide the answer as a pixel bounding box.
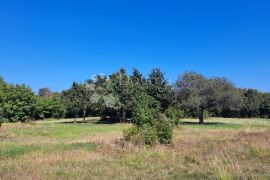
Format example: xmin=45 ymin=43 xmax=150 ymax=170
xmin=0 ymin=118 xmax=270 ymax=180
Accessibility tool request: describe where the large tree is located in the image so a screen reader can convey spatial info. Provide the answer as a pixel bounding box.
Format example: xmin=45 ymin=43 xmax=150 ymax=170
xmin=62 ymin=82 xmax=94 ymax=122
xmin=0 ymin=77 xmax=7 ymax=126
xmin=110 ymin=68 xmax=133 ymax=122
xmin=147 ymin=68 xmax=172 ymax=111
xmin=34 ymin=93 xmax=66 ymax=120
xmin=2 ymin=84 xmax=36 ymax=122
xmin=240 ymin=89 xmax=262 ymax=118
xmin=176 ymin=72 xmax=240 ymax=124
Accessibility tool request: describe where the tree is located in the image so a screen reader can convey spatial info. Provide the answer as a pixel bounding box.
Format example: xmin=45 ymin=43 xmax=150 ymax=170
xmin=176 ymin=72 xmax=240 ymax=124
xmin=2 ymin=84 xmax=36 ymax=122
xmin=62 ymin=82 xmax=94 ymax=122
xmin=38 ymin=88 xmax=53 ymax=99
xmin=91 ymin=74 xmax=120 ymax=120
xmin=110 ymin=68 xmax=133 ymax=122
xmin=147 ymin=68 xmax=172 ymax=111
xmin=240 ymin=89 xmax=262 ymax=118
xmin=0 ymin=77 xmax=6 ymax=127
xmin=34 ymin=93 xmax=66 ymax=120
xmin=260 ymin=93 xmax=270 ymax=118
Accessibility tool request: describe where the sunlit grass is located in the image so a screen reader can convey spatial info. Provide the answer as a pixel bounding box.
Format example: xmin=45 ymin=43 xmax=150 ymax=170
xmin=0 ymin=117 xmax=269 ymax=179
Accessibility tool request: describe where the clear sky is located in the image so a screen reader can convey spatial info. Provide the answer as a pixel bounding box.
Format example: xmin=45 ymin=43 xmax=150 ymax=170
xmin=0 ymin=0 xmax=269 ymax=92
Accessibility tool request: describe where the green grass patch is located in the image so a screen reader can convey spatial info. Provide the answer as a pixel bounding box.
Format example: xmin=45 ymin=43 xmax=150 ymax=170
xmin=12 ymin=123 xmax=128 ymax=139
xmin=0 ymin=144 xmax=41 ymax=159
xmin=0 ymin=142 xmax=97 ymax=159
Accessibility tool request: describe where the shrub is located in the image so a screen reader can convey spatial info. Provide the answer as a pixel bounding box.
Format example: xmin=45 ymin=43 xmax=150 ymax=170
xmin=123 ymin=126 xmax=144 ymax=145
xmin=125 ymin=107 xmax=174 ymax=146
xmin=165 ymin=107 xmax=184 ymax=125
xmin=142 ymin=127 xmax=159 ymax=146
xmin=123 ymin=126 xmax=158 ymax=146
xmin=156 ymin=114 xmax=173 ymax=144
xmin=132 ymin=107 xmax=159 ymax=128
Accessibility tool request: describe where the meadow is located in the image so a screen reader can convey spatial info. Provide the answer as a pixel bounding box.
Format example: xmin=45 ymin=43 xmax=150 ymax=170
xmin=0 ymin=118 xmax=270 ymax=180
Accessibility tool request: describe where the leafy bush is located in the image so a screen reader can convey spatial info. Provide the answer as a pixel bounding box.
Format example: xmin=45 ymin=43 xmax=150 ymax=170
xmin=142 ymin=127 xmax=159 ymax=146
xmin=132 ymin=107 xmax=159 ymax=128
xmin=2 ymin=85 xmax=36 ymax=122
xmin=165 ymin=107 xmax=184 ymax=125
xmin=124 ymin=126 xmax=158 ymax=146
xmin=156 ymin=114 xmax=173 ymax=144
xmin=125 ymin=107 xmax=174 ymax=146
xmin=34 ymin=95 xmax=66 ymax=120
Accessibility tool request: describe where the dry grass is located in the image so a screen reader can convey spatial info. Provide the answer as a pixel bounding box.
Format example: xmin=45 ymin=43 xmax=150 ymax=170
xmin=0 ymin=118 xmax=270 ymax=180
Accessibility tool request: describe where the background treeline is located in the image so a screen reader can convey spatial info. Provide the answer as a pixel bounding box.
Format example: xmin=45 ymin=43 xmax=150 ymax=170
xmin=1 ymin=68 xmax=270 ymax=124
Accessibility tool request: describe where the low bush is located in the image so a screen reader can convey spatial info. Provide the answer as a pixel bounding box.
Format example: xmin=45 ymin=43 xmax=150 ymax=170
xmin=156 ymin=114 xmax=173 ymax=144
xmin=123 ymin=126 xmax=158 ymax=146
xmin=124 ymin=107 xmax=174 ymax=146
xmin=165 ymin=107 xmax=184 ymax=125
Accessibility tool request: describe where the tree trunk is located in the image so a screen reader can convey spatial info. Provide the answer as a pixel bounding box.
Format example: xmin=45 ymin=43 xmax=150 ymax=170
xmin=83 ymin=110 xmax=86 ymax=123
xmin=122 ymin=108 xmax=127 ymax=123
xmin=199 ymin=109 xmax=204 ymax=124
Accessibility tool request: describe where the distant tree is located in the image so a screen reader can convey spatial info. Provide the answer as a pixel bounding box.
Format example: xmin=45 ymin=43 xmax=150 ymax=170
xmin=147 ymin=68 xmax=172 ymax=111
xmin=110 ymin=68 xmax=133 ymax=122
xmin=34 ymin=93 xmax=66 ymax=119
xmin=240 ymin=89 xmax=262 ymax=118
xmin=130 ymin=68 xmax=153 ymax=112
xmin=176 ymin=72 xmax=240 ymax=124
xmin=0 ymin=77 xmax=6 ymax=127
xmin=260 ymin=93 xmax=270 ymax=118
xmin=62 ymin=82 xmax=94 ymax=122
xmin=91 ymin=74 xmax=120 ymax=120
xmin=131 ymin=68 xmax=145 ymax=85
xmin=38 ymin=88 xmax=53 ymax=99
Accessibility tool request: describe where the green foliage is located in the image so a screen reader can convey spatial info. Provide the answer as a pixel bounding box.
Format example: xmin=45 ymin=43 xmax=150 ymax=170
xmin=203 ymin=110 xmax=211 ymax=119
xmin=1 ymin=68 xmax=270 ymax=124
xmin=260 ymin=93 xmax=270 ymax=118
xmin=143 ymin=127 xmax=159 ymax=146
xmin=2 ymin=84 xmax=36 ymax=122
xmin=124 ymin=126 xmax=159 ymax=146
xmin=0 ymin=77 xmax=7 ymax=122
xmin=132 ymin=107 xmax=159 ymax=128
xmin=165 ymin=107 xmax=184 ymax=125
xmin=62 ymin=82 xmax=94 ymax=119
xmin=110 ymin=68 xmax=134 ymax=121
xmin=147 ymin=68 xmax=172 ymax=111
xmin=156 ymin=114 xmax=173 ymax=144
xmin=125 ymin=107 xmax=174 ymax=146
xmin=241 ymin=89 xmax=262 ymax=117
xmin=176 ymin=72 xmax=241 ymax=123
xmin=34 ymin=94 xmax=66 ymax=119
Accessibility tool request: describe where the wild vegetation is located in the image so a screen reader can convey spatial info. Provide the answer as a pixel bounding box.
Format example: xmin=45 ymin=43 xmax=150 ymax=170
xmin=1 ymin=68 xmax=270 ymax=145
xmin=1 ymin=69 xmax=270 ymax=123
xmin=0 ymin=118 xmax=269 ymax=179
xmin=0 ymin=68 xmax=270 ymax=179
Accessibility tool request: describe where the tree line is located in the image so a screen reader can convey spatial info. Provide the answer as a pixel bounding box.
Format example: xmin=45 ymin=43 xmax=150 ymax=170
xmin=1 ymin=68 xmax=270 ymax=126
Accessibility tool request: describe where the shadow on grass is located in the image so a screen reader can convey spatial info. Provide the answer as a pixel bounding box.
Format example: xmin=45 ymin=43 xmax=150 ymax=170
xmin=59 ymin=117 xmax=122 ymax=125
xmin=182 ymin=121 xmax=227 ymax=126
xmin=94 ymin=117 xmax=124 ymax=124
xmin=61 ymin=121 xmax=94 ymax=124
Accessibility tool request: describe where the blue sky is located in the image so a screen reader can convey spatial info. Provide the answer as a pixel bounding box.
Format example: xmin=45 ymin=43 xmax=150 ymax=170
xmin=0 ymin=0 xmax=269 ymax=92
